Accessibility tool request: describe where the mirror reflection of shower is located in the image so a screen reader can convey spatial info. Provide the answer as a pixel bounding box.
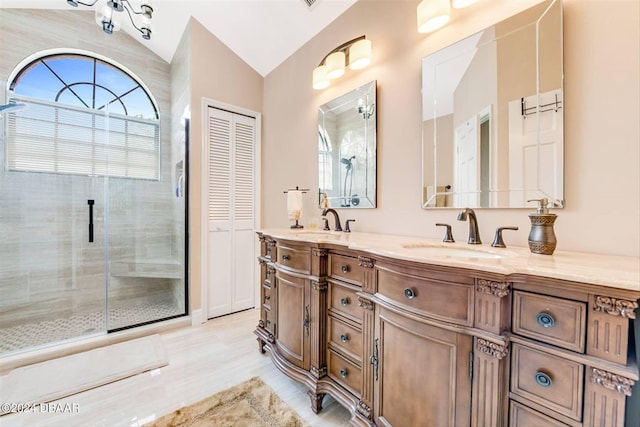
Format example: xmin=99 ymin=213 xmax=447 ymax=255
xmin=357 ymin=101 xmax=375 ymax=119
xmin=340 ymin=155 xmax=359 ymax=207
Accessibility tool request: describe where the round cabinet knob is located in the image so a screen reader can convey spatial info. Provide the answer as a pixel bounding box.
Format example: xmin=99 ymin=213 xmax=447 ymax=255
xmin=340 ymin=369 xmax=348 ymax=379
xmin=340 ymin=334 xmax=349 ymax=343
xmin=536 ymin=312 xmax=555 ymax=328
xmin=340 ymin=297 xmax=350 ymax=306
xmin=341 ymin=265 xmax=350 ymax=274
xmin=404 ymin=288 xmax=416 ymax=300
xmin=535 ymin=371 xmax=552 ymax=387
xmin=282 ymin=254 xmax=290 ymax=261
xmin=264 ymin=295 xmax=270 ymax=301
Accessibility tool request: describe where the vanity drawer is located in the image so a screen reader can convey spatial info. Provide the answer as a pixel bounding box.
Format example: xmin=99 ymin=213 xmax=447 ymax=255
xmin=328 ymin=349 xmax=362 ymax=397
xmin=513 ymin=291 xmax=586 ymax=352
xmin=263 ymin=284 xmax=273 ymax=310
xmin=328 ymin=253 xmax=365 ymax=285
xmin=376 ymin=266 xmax=473 ymax=326
xmin=262 ymin=307 xmax=275 ymax=335
xmin=509 ymin=400 xmax=569 ymax=427
xmin=275 ymin=243 xmax=311 ymax=274
xmin=328 ymin=280 xmax=361 ymax=324
xmin=510 ymin=343 xmax=584 ymax=421
xmin=328 ymin=315 xmax=362 ymax=364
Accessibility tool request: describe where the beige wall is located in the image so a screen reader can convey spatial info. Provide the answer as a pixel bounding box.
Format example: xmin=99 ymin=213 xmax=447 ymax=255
xmin=188 ymin=18 xmax=263 ymax=313
xmin=263 ymin=0 xmax=639 ymax=257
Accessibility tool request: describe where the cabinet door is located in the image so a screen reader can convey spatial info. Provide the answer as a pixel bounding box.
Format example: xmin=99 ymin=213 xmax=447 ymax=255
xmin=275 ymin=270 xmax=310 ymax=370
xmin=374 ymin=306 xmax=472 ymax=427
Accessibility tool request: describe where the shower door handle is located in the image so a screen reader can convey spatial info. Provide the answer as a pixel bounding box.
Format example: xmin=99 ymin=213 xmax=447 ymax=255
xmin=88 ymin=200 xmax=95 ymax=243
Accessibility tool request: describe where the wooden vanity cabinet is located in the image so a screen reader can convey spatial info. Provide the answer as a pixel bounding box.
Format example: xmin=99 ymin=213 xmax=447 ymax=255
xmin=255 ymin=232 xmax=639 ymax=427
xmin=508 ymin=277 xmax=639 ymax=427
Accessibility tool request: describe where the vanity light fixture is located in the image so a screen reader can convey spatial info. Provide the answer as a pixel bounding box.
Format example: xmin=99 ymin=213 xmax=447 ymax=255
xmin=452 ymin=0 xmax=478 ymax=8
xmin=313 ymin=35 xmax=372 ymax=90
xmin=65 ymin=0 xmax=153 ymax=40
xmin=417 ymin=0 xmax=451 ymax=33
xmin=418 ymin=0 xmax=481 ymax=34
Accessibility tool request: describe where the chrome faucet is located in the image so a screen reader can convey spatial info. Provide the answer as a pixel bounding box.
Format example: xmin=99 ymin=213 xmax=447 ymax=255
xmin=321 ymin=208 xmax=342 ymax=231
xmin=457 ymin=208 xmax=481 ymax=244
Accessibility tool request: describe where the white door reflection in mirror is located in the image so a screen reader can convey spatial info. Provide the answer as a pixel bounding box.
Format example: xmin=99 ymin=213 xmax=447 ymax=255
xmin=508 ymin=90 xmax=564 ymax=207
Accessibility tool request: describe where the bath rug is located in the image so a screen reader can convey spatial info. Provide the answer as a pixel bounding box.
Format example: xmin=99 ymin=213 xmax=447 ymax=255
xmin=0 ymin=334 xmax=167 ymax=415
xmin=144 ymin=376 xmax=308 ymax=427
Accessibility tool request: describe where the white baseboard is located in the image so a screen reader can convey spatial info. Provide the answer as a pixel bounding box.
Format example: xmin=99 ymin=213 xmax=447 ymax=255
xmin=190 ymin=308 xmax=205 ymax=326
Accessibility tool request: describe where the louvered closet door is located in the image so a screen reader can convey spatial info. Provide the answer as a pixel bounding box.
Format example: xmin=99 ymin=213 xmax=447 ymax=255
xmin=207 ymin=107 xmax=256 ymax=318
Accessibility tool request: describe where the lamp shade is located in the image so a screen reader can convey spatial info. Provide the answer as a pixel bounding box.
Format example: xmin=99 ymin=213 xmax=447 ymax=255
xmin=417 ymin=0 xmax=450 ymax=34
xmin=452 ymin=0 xmax=478 ymax=8
xmin=348 ymin=39 xmax=371 ymax=70
xmin=313 ymin=65 xmax=330 ymax=90
xmin=325 ymin=51 xmax=346 ymax=79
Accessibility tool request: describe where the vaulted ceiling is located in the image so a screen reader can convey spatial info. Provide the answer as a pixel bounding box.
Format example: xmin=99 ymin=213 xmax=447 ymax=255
xmin=0 ymin=0 xmax=358 ymax=76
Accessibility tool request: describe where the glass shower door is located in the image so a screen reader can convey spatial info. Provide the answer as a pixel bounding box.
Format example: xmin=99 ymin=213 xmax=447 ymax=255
xmin=0 ymin=168 xmax=109 ymax=354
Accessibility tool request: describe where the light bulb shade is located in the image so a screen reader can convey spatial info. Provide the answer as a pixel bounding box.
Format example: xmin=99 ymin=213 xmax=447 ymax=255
xmin=95 ymin=1 xmax=121 ymax=33
xmin=417 ymin=0 xmax=450 ymax=34
xmin=325 ymin=51 xmax=346 ymax=80
xmin=452 ymin=0 xmax=478 ymax=8
xmin=313 ymin=65 xmax=330 ymax=90
xmin=348 ymin=39 xmax=371 ymax=70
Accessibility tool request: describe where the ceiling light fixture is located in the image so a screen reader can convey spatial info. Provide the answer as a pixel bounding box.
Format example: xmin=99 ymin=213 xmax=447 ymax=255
xmin=65 ymin=0 xmax=153 ymax=40
xmin=313 ymin=35 xmax=372 ymax=90
xmin=417 ymin=0 xmax=451 ymax=33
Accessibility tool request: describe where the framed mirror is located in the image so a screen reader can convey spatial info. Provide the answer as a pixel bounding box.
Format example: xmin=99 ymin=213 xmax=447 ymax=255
xmin=422 ymin=0 xmax=563 ymax=209
xmin=318 ymin=80 xmax=377 ymax=208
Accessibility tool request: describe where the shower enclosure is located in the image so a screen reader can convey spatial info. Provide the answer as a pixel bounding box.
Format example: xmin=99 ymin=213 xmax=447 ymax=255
xmin=0 ymin=104 xmax=188 ymax=356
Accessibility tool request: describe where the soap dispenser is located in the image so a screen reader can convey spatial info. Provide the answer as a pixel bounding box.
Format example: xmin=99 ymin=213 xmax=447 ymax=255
xmin=527 ymin=198 xmax=557 ymax=255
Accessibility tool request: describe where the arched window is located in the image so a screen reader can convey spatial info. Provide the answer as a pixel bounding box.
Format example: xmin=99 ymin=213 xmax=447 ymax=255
xmin=6 ymin=51 xmax=160 ymax=180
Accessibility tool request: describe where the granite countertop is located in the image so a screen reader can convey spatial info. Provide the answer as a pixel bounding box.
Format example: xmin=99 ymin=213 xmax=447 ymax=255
xmin=259 ymin=229 xmax=640 ymax=293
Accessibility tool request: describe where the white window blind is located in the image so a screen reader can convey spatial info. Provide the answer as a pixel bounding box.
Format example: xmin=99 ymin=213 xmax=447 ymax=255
xmin=6 ymin=96 xmax=160 ymax=180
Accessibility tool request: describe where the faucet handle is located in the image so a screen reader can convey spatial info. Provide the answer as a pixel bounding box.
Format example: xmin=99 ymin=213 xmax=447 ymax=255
xmin=492 ymin=226 xmax=519 ymax=248
xmin=321 ymin=216 xmax=330 ymax=231
xmin=435 ymin=223 xmax=455 ymax=243
xmin=345 ymin=219 xmax=356 ymax=233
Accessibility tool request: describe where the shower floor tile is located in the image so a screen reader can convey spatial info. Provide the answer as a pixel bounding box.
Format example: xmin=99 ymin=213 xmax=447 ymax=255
xmin=0 ymin=301 xmax=183 ymax=354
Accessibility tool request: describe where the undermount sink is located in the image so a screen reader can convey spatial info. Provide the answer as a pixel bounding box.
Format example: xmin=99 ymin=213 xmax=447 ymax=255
xmin=285 ymin=229 xmax=342 ymax=239
xmin=400 ymin=242 xmax=516 ymax=259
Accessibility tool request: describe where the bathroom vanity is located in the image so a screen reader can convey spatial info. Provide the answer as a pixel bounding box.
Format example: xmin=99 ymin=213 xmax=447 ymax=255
xmin=254 ymin=230 xmax=639 ymax=426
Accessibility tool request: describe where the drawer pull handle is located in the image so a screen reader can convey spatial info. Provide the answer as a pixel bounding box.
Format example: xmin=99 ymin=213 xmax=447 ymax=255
xmin=264 ymin=295 xmax=270 ymax=301
xmin=535 ymin=371 xmax=552 ymax=387
xmin=282 ymin=254 xmax=290 ymax=261
xmin=340 ymin=334 xmax=349 ymax=343
xmin=340 ymin=297 xmax=350 ymax=306
xmin=536 ymin=312 xmax=555 ymax=328
xmin=340 ymin=369 xmax=348 ymax=379
xmin=404 ymin=288 xmax=416 ymax=300
xmin=341 ymin=265 xmax=350 ymax=274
